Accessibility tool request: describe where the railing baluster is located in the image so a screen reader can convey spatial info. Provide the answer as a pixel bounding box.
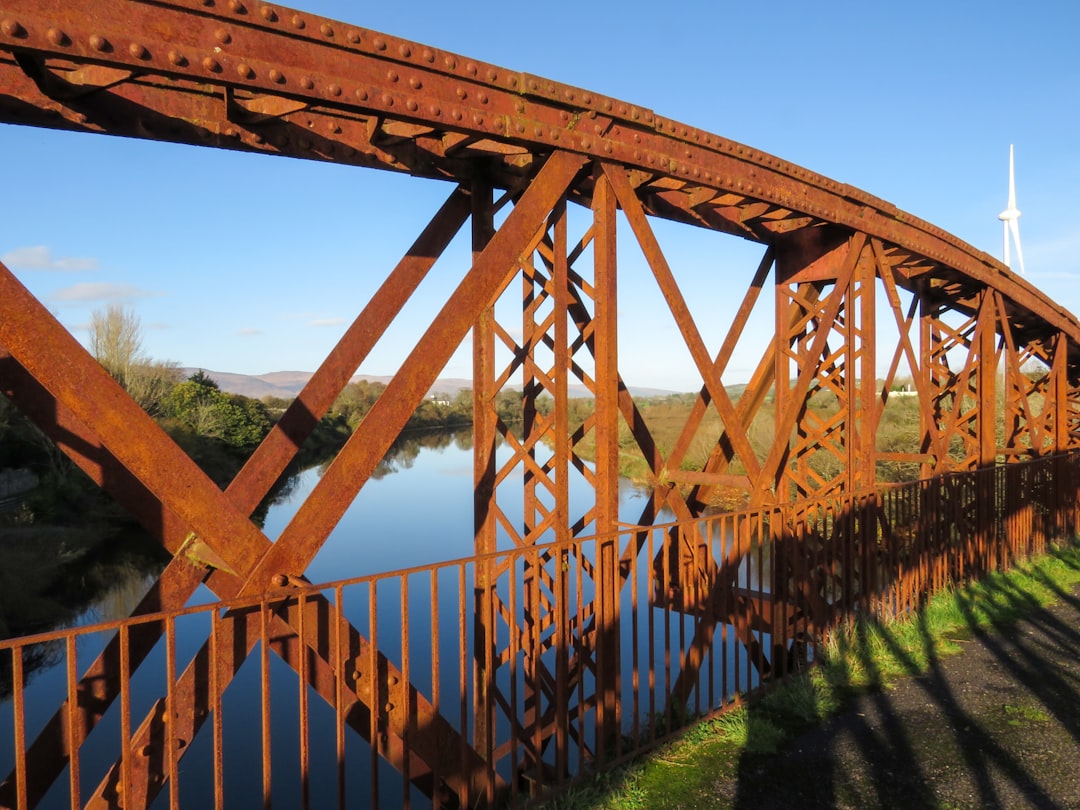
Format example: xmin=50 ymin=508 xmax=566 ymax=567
xmin=457 ymin=565 xmax=469 ymax=810
xmin=165 ymin=614 xmax=179 ymax=810
xmin=428 ymin=571 xmax=441 ymax=810
xmin=369 ymin=581 xmax=379 ymax=810
xmin=298 ymin=592 xmax=310 ymax=810
xmin=64 ymin=636 xmax=79 ymax=810
xmin=260 ymin=601 xmax=272 ymax=810
xmin=332 ymin=585 xmax=345 ymax=810
xmin=12 ymin=647 xmax=26 ymax=810
xmin=119 ymin=625 xmax=131 ymax=810
xmin=211 ymin=608 xmax=224 ymax=810
xmin=401 ymin=575 xmax=411 ymax=810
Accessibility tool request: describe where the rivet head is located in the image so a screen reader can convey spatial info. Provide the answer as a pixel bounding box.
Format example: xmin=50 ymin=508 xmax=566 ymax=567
xmin=477 ymin=92 xmax=487 ymax=104
xmin=89 ymin=34 xmax=110 ymax=52
xmin=429 ymin=104 xmax=440 ymax=116
xmin=215 ymin=28 xmax=231 ymax=44
xmin=387 ymin=70 xmax=398 ymax=82
xmin=398 ymin=44 xmax=410 ymax=57
xmin=46 ymin=28 xmax=69 ymax=46
xmin=381 ymin=92 xmax=393 ymax=106
xmin=290 ymin=13 xmax=304 ymax=29
xmin=272 ymin=574 xmax=288 ymax=587
xmin=373 ymin=37 xmax=386 ymax=50
xmin=227 ymin=0 xmax=246 ymax=12
xmin=320 ymin=22 xmax=333 ymax=36
xmin=237 ymin=63 xmax=253 ymax=78
xmin=465 ymin=62 xmax=478 ymax=76
xmin=328 ymin=83 xmax=341 ymax=97
xmin=422 ymin=48 xmax=434 ymax=63
xmin=406 ymin=99 xmax=418 ymax=111
xmin=260 ymin=6 xmax=277 ymax=21
xmin=409 ymin=77 xmax=421 ymax=90
xmin=300 ymin=76 xmax=313 ymax=89
xmin=202 ymin=56 xmax=221 ymax=72
xmin=354 ymin=88 xmax=368 ymax=101
xmin=1 ymin=19 xmax=26 ymax=38
xmin=167 ymin=49 xmax=186 ymax=66
xmin=128 ymin=42 xmax=148 ymax=59
xmin=268 ymin=68 xmax=283 ymax=83
xmin=347 ymin=30 xmax=360 ymax=43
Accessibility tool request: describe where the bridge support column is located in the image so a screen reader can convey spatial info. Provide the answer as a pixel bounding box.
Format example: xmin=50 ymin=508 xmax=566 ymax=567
xmin=471 ymin=176 xmax=498 ymax=798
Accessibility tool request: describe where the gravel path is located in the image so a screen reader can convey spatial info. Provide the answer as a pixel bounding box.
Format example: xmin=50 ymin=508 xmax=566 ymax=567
xmin=717 ymin=580 xmax=1080 ymax=809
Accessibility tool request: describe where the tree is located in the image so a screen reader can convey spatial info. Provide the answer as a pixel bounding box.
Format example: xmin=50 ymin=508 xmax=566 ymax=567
xmin=163 ymin=372 xmax=269 ymax=451
xmin=89 ymin=304 xmax=143 ymax=385
xmin=88 ymin=304 xmax=180 ymax=416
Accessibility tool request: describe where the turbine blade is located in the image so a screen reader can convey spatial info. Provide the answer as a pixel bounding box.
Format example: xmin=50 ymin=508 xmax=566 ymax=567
xmin=1009 ymin=218 xmax=1026 ymax=274
xmin=1008 ymin=144 xmax=1017 ymax=210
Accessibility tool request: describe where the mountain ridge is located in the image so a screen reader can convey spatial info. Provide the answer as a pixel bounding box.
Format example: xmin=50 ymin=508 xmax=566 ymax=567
xmin=181 ymin=369 xmax=677 ymax=400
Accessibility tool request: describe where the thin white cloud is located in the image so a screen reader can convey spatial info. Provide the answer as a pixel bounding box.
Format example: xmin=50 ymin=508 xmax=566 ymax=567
xmin=2 ymin=246 xmax=99 ymax=271
xmin=236 ymin=327 xmax=264 ymax=336
xmin=310 ymin=317 xmax=346 ymax=327
xmin=51 ymin=282 xmax=159 ymax=302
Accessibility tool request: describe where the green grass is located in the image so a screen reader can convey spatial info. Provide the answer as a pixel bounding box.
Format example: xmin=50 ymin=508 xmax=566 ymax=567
xmin=539 ymin=538 xmax=1080 ymax=810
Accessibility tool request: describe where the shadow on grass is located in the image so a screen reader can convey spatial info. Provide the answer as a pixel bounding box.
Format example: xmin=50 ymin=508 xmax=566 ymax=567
xmin=730 ymin=556 xmax=1080 ymax=809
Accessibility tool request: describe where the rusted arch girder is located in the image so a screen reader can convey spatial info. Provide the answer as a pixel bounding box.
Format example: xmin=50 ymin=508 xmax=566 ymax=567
xmin=2 ymin=0 xmax=1080 ymax=807
xmin=1 ymin=0 xmax=1078 ymax=351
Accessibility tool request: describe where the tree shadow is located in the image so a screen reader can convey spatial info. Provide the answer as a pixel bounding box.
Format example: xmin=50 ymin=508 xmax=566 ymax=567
xmin=731 ymin=566 xmax=1080 ymax=809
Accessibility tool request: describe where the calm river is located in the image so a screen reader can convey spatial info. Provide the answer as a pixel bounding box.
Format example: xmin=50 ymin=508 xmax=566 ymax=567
xmin=6 ymin=430 xmax=750 ymax=808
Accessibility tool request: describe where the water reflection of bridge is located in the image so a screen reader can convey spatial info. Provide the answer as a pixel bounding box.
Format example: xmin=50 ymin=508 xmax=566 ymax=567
xmin=2 ymin=1 xmax=1080 ymax=806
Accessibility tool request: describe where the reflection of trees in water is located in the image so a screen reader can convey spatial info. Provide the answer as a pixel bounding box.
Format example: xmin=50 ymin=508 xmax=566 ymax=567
xmin=0 ymin=529 xmax=167 ymax=700
xmin=372 ymin=426 xmax=474 ymax=479
xmin=308 ymin=426 xmax=475 ymax=480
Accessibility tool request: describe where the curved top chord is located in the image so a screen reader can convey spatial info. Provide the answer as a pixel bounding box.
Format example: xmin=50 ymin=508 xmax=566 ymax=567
xmin=0 ymin=0 xmax=1077 ymax=354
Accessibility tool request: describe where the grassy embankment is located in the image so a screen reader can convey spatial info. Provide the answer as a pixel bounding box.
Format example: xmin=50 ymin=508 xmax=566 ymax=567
xmin=539 ymin=537 xmax=1080 ymax=809
xmin=563 ymin=389 xmax=923 ymax=505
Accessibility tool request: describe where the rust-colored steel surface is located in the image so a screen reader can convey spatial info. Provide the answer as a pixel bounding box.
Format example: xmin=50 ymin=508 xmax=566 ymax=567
xmin=2 ymin=0 xmax=1080 ymax=807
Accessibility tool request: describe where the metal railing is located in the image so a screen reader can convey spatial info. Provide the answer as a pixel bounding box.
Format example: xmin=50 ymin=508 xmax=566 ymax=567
xmin=2 ymin=452 xmax=1077 ymax=808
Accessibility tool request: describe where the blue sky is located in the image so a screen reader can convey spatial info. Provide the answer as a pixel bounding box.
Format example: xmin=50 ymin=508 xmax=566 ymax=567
xmin=2 ymin=0 xmax=1078 ymax=391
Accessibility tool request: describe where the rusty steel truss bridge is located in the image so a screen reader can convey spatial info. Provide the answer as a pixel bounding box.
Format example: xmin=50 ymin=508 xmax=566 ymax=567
xmin=2 ymin=1 xmax=1080 ymax=807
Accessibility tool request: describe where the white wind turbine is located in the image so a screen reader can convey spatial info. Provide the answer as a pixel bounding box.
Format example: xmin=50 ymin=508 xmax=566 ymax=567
xmin=998 ymin=144 xmax=1026 ymax=274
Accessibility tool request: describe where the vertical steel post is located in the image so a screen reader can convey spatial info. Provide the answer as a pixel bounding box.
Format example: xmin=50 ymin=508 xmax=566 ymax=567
xmin=591 ymin=166 xmax=620 ymax=756
xmin=471 ymin=177 xmax=497 ymax=769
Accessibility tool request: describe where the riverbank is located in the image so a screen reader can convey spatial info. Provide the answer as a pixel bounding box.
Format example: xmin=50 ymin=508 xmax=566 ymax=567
xmin=545 ymin=539 xmax=1080 ymax=809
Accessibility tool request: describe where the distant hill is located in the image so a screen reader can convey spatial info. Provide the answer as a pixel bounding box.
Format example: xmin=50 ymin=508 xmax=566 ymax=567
xmin=180 ymin=369 xmax=677 ymax=401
